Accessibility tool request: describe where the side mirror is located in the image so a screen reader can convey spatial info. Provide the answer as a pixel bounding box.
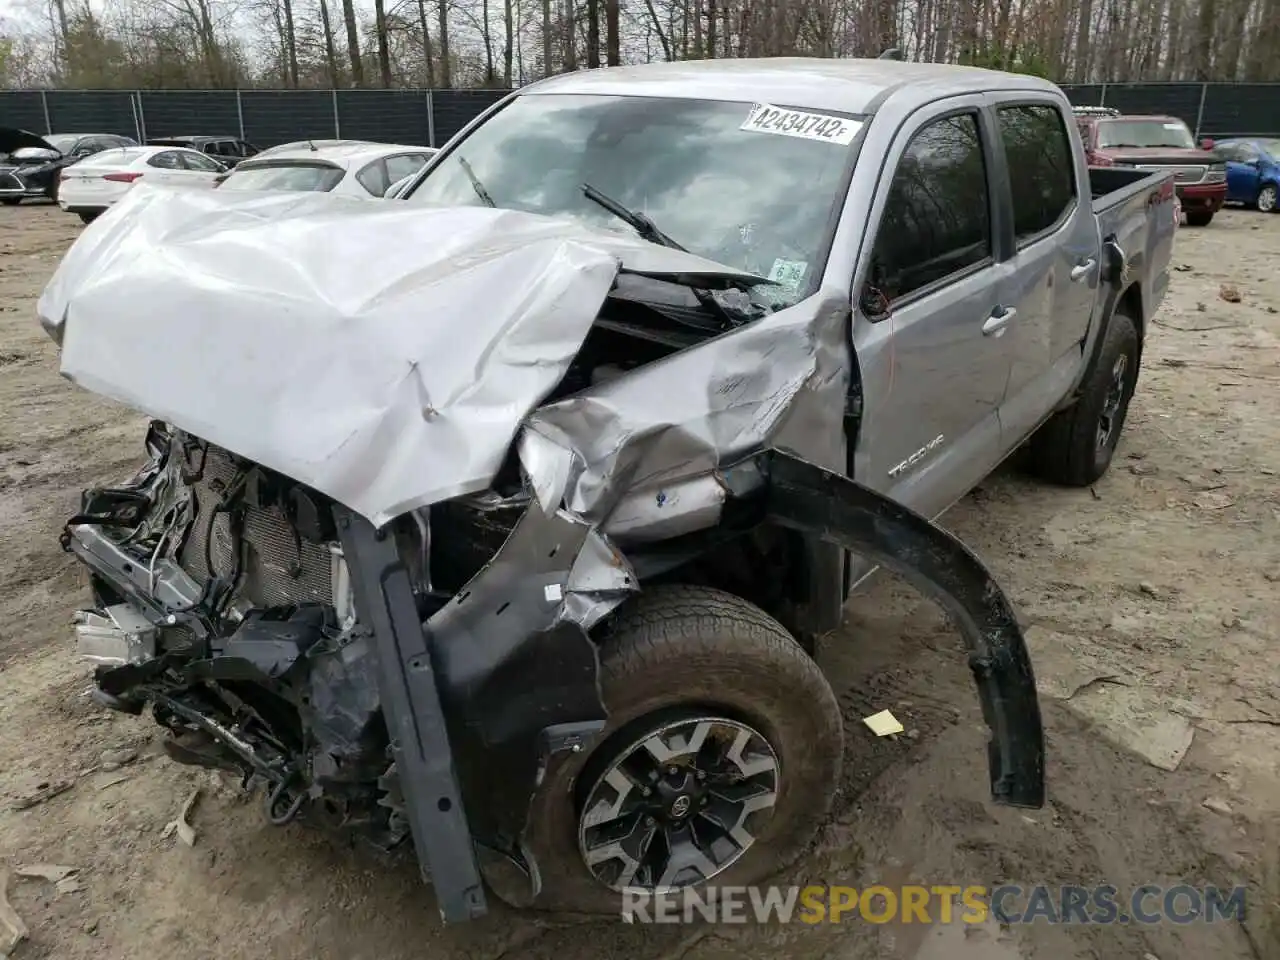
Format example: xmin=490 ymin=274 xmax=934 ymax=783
xmin=1200 ymin=138 xmax=1215 ymax=150
xmin=859 ymin=283 xmax=891 ymax=320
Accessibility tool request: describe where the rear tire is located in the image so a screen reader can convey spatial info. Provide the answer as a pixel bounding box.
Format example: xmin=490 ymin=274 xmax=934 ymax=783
xmin=1 ymin=198 xmax=19 ymax=206
xmin=512 ymin=584 xmax=843 ymax=915
xmin=1185 ymin=210 xmax=1215 ymax=226
xmin=77 ymin=211 xmax=100 ymax=224
xmin=1258 ymin=184 xmax=1278 ymax=213
xmin=1028 ymin=308 xmax=1140 ymax=487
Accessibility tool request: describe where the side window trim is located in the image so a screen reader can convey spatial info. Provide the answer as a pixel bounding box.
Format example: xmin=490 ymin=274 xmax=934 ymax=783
xmin=990 ymin=97 xmax=1080 ymax=251
xmin=862 ymin=105 xmax=1000 ymax=319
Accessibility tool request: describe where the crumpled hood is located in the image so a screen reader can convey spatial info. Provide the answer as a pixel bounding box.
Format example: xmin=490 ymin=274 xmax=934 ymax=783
xmin=0 ymin=127 xmax=60 ymax=157
xmin=37 ymin=185 xmax=766 ymax=526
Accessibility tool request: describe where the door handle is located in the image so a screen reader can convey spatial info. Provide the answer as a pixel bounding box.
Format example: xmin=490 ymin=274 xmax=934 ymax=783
xmin=983 ymin=306 xmax=1015 ymax=337
xmin=1070 ymin=258 xmax=1097 ymax=282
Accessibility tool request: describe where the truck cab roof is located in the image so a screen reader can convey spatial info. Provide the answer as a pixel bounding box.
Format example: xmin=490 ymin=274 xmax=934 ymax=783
xmin=522 ymin=57 xmax=1062 ymax=115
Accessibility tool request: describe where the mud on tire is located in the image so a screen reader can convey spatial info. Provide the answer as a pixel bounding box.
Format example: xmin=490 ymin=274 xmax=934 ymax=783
xmin=511 ymin=584 xmax=844 ymax=915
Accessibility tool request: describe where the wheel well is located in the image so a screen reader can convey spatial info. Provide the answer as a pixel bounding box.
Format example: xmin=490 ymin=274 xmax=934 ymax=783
xmin=639 ymin=525 xmax=815 ymax=648
xmin=1118 ymin=282 xmax=1144 ymax=359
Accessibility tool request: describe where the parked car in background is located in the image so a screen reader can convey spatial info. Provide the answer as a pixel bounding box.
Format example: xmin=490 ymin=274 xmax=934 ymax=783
xmin=215 ymin=142 xmax=436 ymax=197
xmin=146 ymin=135 xmax=260 ymax=167
xmin=0 ymin=129 xmax=137 ymax=205
xmin=1073 ymin=112 xmax=1225 ymax=225
xmin=1071 ymin=106 xmax=1120 ymax=119
xmin=1212 ymin=138 xmax=1280 ymax=212
xmin=59 ymin=145 xmax=226 ymax=223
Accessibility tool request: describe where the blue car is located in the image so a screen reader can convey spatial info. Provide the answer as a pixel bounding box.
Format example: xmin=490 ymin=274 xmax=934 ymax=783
xmin=1214 ymin=138 xmax=1280 ymax=212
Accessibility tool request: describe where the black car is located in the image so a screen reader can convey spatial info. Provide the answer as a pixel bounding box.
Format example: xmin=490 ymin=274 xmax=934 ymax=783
xmin=0 ymin=129 xmax=137 ymax=204
xmin=145 ymin=136 xmax=260 ymax=168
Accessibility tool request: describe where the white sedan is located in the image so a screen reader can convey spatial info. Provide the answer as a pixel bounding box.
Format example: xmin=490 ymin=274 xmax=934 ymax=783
xmin=214 ymin=142 xmax=437 ymax=198
xmin=60 ymin=145 xmax=226 ymax=223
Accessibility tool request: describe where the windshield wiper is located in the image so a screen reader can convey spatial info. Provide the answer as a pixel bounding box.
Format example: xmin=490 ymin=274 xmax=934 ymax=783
xmin=581 ymin=182 xmax=688 ymax=251
xmin=581 ymin=182 xmax=763 ymax=327
xmin=457 ymin=155 xmax=495 ymax=207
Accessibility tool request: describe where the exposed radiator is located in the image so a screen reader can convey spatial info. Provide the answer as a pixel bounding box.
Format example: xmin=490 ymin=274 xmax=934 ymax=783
xmin=178 ymin=446 xmax=335 ymax=608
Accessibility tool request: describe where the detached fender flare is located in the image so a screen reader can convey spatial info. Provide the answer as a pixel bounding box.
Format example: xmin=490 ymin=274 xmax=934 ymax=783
xmin=762 ymin=452 xmax=1045 ymax=809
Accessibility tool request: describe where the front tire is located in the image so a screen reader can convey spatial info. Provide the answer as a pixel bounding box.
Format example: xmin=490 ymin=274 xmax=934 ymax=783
xmin=1028 ymin=308 xmax=1140 ymax=487
xmin=1185 ymin=210 xmax=1215 ymax=226
xmin=514 ymin=585 xmax=843 ymax=914
xmin=77 ymin=211 xmax=100 ymax=224
xmin=1258 ymin=184 xmax=1278 ymax=213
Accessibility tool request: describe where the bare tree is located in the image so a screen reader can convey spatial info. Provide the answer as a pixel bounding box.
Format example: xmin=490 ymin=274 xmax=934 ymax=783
xmin=340 ymin=0 xmax=363 ymax=84
xmin=374 ymin=0 xmax=392 ymax=85
xmin=437 ymin=0 xmax=451 ymax=86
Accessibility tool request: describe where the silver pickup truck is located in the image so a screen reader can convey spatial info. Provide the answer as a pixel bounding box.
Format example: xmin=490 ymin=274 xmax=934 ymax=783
xmin=38 ymin=58 xmax=1173 ymax=923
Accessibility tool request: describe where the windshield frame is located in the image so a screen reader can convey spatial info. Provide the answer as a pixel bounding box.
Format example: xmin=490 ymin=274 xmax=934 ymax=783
xmin=399 ymin=91 xmax=869 ymax=307
xmin=1094 ymin=118 xmax=1197 ymax=150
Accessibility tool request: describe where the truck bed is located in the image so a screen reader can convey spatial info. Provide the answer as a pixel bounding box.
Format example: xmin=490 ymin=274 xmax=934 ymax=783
xmin=1090 ymin=164 xmax=1174 ymax=269
xmin=1090 ymin=166 xmax=1170 ymax=211
xmin=1086 ymin=165 xmax=1175 ymax=346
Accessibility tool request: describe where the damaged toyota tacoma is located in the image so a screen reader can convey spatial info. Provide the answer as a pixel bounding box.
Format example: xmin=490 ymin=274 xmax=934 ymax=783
xmin=38 ymin=59 xmax=1174 ymax=922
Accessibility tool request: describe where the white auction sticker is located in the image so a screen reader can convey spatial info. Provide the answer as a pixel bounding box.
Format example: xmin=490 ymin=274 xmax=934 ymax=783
xmin=740 ymin=103 xmax=862 ymax=145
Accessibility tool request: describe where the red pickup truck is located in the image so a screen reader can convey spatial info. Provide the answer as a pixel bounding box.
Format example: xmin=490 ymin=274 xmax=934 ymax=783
xmin=1075 ymin=110 xmax=1226 ymax=226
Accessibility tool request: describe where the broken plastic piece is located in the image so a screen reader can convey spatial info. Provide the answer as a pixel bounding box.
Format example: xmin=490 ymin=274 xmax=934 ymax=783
xmin=0 ymin=870 xmax=28 ymax=958
xmin=863 ymin=709 xmax=905 ymax=737
xmin=14 ymin=864 xmax=77 ymax=884
xmin=10 ymin=778 xmax=75 ymax=811
xmin=160 ymin=786 xmax=202 ymax=846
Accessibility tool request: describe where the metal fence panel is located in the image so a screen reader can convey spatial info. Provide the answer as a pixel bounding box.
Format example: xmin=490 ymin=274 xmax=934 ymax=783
xmin=336 ymin=90 xmax=432 ymax=145
xmin=0 ymin=91 xmax=49 ymax=133
xmin=15 ymin=83 xmax=1280 ymax=146
xmin=44 ymin=90 xmax=138 ymax=140
xmin=1098 ymin=83 xmax=1205 ymax=128
xmin=138 ymin=91 xmax=242 ymax=142
xmin=1201 ymin=83 xmax=1280 ymax=138
xmin=431 ymin=90 xmax=508 ymax=146
xmin=239 ymin=91 xmax=337 ymax=147
xmin=1058 ymin=84 xmax=1105 ymax=106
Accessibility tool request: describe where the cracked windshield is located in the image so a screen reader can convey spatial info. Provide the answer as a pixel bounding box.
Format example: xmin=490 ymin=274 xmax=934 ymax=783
xmin=404 ymin=93 xmax=861 ymax=307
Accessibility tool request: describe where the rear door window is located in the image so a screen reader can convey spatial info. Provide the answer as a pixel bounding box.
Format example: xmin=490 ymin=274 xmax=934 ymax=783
xmin=147 ymin=151 xmax=184 ymax=170
xmin=997 ymin=104 xmax=1077 ymax=244
xmin=181 ymin=151 xmax=223 ymax=172
xmin=385 ymin=152 xmax=429 ymax=185
xmin=868 ymin=111 xmax=993 ymax=305
xmin=356 ymin=159 xmax=389 ymax=196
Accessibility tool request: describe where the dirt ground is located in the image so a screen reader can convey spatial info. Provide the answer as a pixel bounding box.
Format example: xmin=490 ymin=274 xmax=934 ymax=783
xmin=0 ymin=202 xmax=1277 ymax=960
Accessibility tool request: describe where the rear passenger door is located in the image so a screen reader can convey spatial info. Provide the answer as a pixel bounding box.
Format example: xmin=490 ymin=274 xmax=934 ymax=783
xmin=176 ymin=150 xmax=226 ymax=188
xmin=990 ymin=99 xmax=1098 ymax=443
xmin=144 ymin=150 xmax=188 ymax=185
xmin=852 ymin=101 xmax=1014 ymax=520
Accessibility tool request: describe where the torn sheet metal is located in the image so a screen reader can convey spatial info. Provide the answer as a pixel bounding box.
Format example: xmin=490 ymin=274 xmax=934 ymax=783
xmin=424 ymin=499 xmax=632 ymax=863
xmin=519 ymin=293 xmax=851 ymax=526
xmin=37 ymin=186 xmax=765 ymax=528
